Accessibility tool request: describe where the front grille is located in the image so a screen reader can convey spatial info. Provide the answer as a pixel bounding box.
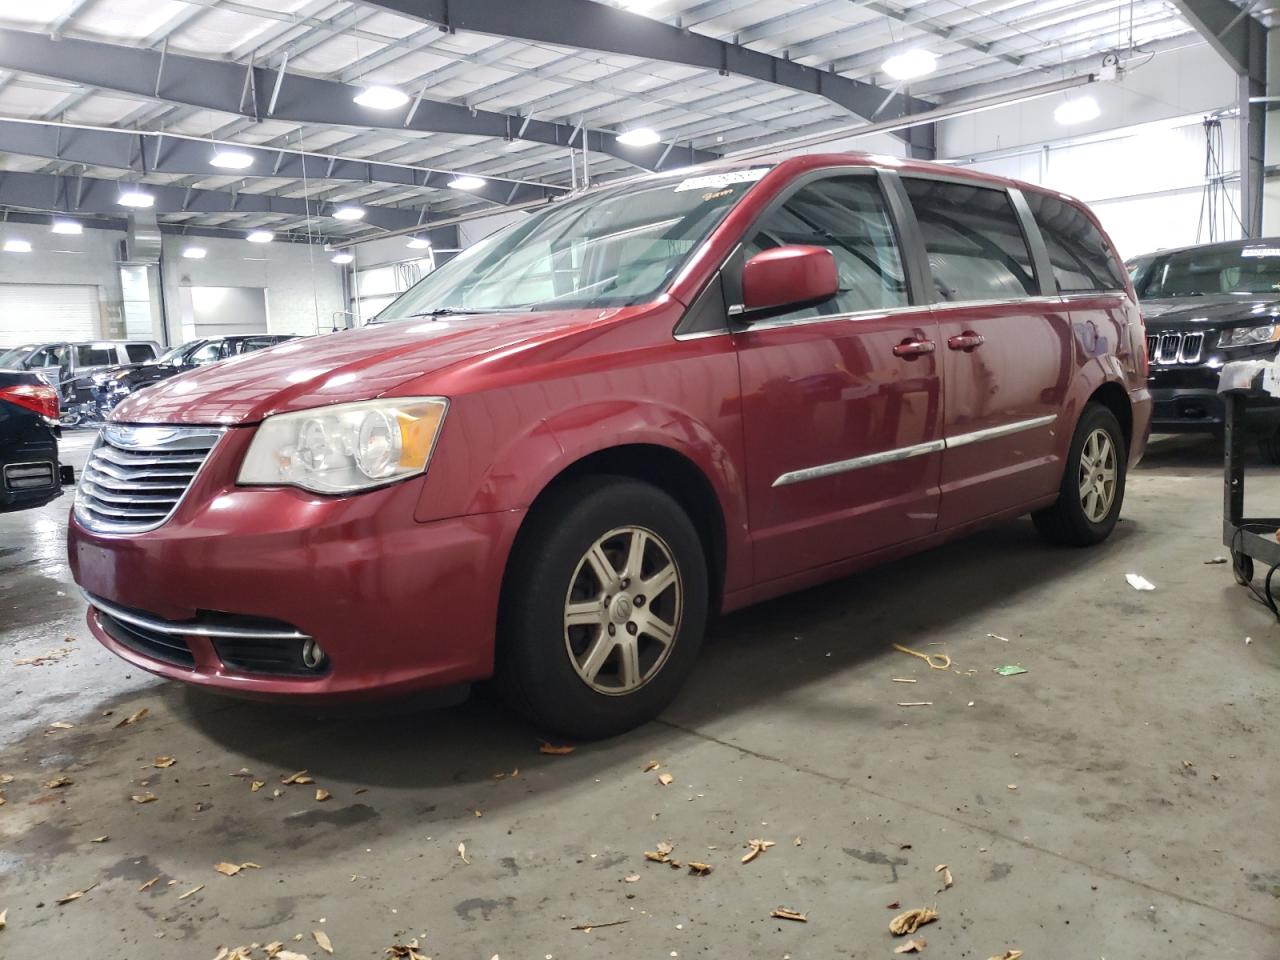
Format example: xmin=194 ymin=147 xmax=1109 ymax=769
xmin=75 ymin=424 xmax=223 ymax=534
xmin=3 ymin=461 xmax=56 ymax=491
xmin=97 ymin=607 xmax=195 ymax=668
xmin=1148 ymin=330 xmax=1206 ymax=365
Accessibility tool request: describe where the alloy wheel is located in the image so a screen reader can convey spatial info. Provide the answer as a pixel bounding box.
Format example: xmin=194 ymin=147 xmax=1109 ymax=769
xmin=1078 ymin=427 xmax=1117 ymax=523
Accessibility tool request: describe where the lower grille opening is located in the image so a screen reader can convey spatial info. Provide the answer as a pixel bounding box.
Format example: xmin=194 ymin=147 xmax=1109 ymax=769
xmin=3 ymin=461 xmax=56 ymax=491
xmin=213 ymin=637 xmax=328 ymax=677
xmin=98 ymin=609 xmax=195 ymax=668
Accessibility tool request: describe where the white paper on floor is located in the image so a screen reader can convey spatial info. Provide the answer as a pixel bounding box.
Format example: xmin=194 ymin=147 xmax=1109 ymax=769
xmin=1125 ymin=573 xmax=1156 ymax=591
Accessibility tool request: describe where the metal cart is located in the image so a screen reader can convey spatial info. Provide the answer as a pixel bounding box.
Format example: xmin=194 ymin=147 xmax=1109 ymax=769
xmin=1222 ymin=367 xmax=1280 ymax=605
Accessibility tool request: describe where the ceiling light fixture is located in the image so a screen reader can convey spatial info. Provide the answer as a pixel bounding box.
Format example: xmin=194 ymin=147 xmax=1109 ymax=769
xmin=50 ymin=220 xmax=82 ymax=235
xmin=118 ymin=189 xmax=155 ymax=209
xmin=331 ymin=252 xmax=355 ymax=264
xmin=616 ymin=128 xmax=661 ymax=147
xmin=333 ymin=205 xmax=366 ymax=221
xmin=407 ymin=237 xmax=432 ymax=250
xmin=353 ymin=85 xmax=410 ymax=110
xmin=1054 ymin=96 xmax=1101 ymax=125
xmin=882 ymin=49 xmax=937 ymax=81
xmin=246 ymin=230 xmax=274 ymax=244
xmin=182 ymin=246 xmax=207 ymax=259
xmin=3 ymin=239 xmax=32 ymax=253
xmin=210 ymin=149 xmax=255 ymax=170
xmin=446 ymin=175 xmax=486 ymax=191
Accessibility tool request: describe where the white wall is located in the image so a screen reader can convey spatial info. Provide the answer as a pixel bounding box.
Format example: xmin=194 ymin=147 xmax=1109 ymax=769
xmin=161 ymin=235 xmax=344 ymax=341
xmin=0 ymin=225 xmax=124 ymax=337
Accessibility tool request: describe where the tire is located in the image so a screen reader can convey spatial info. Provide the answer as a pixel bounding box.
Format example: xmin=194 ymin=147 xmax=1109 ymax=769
xmin=496 ymin=475 xmax=709 ymax=740
xmin=1033 ymin=402 xmax=1128 ymax=547
xmin=1233 ymin=551 xmax=1254 ymax=586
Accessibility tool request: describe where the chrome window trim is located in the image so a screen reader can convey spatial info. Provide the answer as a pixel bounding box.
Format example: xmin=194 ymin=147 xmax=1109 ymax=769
xmin=82 ymin=588 xmax=311 ymax=641
xmin=772 ymin=414 xmax=1058 ymax=487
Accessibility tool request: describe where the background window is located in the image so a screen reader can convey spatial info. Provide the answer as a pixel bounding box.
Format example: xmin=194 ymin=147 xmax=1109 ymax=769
xmin=1025 ymin=192 xmax=1125 ymax=293
xmin=904 ymin=179 xmax=1037 ymax=301
xmin=74 ymin=344 xmax=117 ymax=366
xmin=125 ymin=344 xmax=155 ymax=362
xmin=743 ymin=175 xmax=908 ymax=321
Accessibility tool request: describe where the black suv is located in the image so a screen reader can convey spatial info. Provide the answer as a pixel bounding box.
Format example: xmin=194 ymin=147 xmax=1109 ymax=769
xmin=1130 ymin=238 xmax=1280 ymax=460
xmin=0 ymin=369 xmax=73 ymax=512
xmin=89 ymin=334 xmax=297 ymax=416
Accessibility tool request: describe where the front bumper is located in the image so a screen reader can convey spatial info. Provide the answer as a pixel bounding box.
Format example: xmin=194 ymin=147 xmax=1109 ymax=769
xmin=1149 ymin=382 xmax=1280 ymax=432
xmin=69 ymin=429 xmax=524 ymax=700
xmin=0 ymin=447 xmax=63 ymax=513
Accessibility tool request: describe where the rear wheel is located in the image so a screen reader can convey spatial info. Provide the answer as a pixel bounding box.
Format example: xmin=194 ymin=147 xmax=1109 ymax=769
xmin=1033 ymin=403 xmax=1127 ymax=546
xmin=497 ymin=476 xmax=708 ymax=739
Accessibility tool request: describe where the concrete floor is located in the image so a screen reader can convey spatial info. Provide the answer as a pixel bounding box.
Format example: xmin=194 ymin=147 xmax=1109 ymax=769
xmin=1 ymin=430 xmax=1277 ymax=959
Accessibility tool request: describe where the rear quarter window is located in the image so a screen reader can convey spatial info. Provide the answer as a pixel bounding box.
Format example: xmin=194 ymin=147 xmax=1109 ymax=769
xmin=125 ymin=344 xmax=155 ymax=362
xmin=1024 ymin=192 xmax=1126 ymax=293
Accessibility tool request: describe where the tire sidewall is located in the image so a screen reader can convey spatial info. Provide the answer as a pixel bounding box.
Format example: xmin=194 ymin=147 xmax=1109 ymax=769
xmin=1062 ymin=405 xmax=1127 ymax=541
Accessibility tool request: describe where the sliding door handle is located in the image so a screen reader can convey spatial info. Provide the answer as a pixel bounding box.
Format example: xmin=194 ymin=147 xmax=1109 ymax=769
xmin=893 ymin=338 xmax=936 ymax=359
xmin=947 ymin=332 xmax=985 ymax=352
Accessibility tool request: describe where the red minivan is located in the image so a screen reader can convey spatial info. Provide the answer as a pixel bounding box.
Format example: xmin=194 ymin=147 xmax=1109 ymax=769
xmin=68 ymin=154 xmax=1150 ymax=738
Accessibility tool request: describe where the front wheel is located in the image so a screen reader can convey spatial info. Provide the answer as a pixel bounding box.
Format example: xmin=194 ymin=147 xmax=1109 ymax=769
xmin=497 ymin=476 xmax=708 ymax=739
xmin=1033 ymin=403 xmax=1127 ymax=546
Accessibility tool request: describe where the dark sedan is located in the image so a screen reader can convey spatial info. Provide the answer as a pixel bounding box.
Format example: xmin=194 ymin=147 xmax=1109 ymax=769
xmin=1129 ymin=239 xmax=1280 ymax=460
xmin=0 ymin=369 xmax=72 ymax=512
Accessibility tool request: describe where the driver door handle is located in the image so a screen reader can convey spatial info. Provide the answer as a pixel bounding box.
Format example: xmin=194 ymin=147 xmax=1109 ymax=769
xmin=947 ymin=332 xmax=985 ymax=352
xmin=893 ymin=338 xmax=936 ymax=359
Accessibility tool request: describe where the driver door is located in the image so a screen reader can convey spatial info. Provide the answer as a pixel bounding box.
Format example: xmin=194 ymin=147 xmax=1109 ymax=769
xmin=732 ymin=171 xmax=944 ymax=583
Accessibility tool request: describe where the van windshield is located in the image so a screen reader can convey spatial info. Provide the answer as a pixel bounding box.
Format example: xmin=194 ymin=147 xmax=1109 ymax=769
xmin=376 ymin=168 xmax=771 ymax=319
xmin=0 ymin=345 xmax=36 ymax=367
xmin=1137 ymin=244 xmax=1280 ymax=299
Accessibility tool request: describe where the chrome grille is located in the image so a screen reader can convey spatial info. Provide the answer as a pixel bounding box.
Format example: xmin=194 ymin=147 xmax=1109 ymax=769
xmin=75 ymin=424 xmax=223 ymax=534
xmin=1148 ymin=330 xmax=1207 ymax=365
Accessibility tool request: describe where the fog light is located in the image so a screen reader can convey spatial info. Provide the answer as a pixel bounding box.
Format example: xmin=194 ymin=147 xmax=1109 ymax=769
xmin=301 ymin=639 xmax=327 ymax=669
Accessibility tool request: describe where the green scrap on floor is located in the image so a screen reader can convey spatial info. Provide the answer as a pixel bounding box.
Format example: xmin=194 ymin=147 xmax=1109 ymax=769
xmin=994 ymin=665 xmax=1028 ymax=677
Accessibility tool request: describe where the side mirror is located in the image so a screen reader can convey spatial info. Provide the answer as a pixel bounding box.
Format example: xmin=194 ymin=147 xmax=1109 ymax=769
xmin=740 ymin=245 xmax=838 ymax=319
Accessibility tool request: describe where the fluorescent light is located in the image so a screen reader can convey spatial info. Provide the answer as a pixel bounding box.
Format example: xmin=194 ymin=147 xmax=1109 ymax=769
xmin=3 ymin=239 xmax=32 ymax=253
xmin=50 ymin=220 xmax=82 ymax=235
xmin=882 ymin=49 xmax=937 ymax=81
xmin=333 ymin=205 xmax=366 ymax=221
xmin=447 ymin=175 xmax=485 ymax=191
xmin=616 ymin=128 xmax=661 ymax=147
xmin=407 ymin=237 xmax=432 ymax=250
xmin=118 ymin=189 xmax=155 ymax=209
xmin=246 ymin=230 xmax=274 ymax=244
xmin=182 ymin=246 xmax=207 ymax=259
xmin=1054 ymin=96 xmax=1101 ymax=125
xmin=331 ymin=252 xmax=354 ymax=264
xmin=210 ymin=149 xmax=254 ymax=170
xmin=353 ymin=85 xmax=410 ymax=110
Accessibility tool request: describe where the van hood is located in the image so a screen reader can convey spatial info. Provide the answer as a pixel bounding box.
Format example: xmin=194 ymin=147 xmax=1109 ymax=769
xmin=1141 ymin=294 xmax=1280 ymax=327
xmin=110 ymin=309 xmax=615 ymax=425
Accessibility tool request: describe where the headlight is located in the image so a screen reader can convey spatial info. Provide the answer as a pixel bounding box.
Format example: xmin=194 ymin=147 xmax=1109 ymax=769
xmin=237 ymin=397 xmax=448 ymax=494
xmin=1219 ymin=324 xmax=1280 ymax=348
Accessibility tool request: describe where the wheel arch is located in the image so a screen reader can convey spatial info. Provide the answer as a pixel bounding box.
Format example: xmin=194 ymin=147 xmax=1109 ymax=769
xmin=1085 ymin=380 xmax=1133 ymax=450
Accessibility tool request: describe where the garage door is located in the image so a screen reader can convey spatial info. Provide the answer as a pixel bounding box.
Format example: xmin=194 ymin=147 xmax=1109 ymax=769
xmin=0 ymin=284 xmax=100 ymax=342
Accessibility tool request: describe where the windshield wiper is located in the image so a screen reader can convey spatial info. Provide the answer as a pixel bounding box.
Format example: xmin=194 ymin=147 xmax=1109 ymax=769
xmin=382 ymin=306 xmax=532 ymax=321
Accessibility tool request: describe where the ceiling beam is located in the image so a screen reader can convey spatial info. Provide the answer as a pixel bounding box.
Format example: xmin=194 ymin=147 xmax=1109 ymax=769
xmin=0 ymin=28 xmax=717 ymax=172
xmin=0 ymin=169 xmax=478 ymax=238
xmin=0 ymin=118 xmax=566 ymax=206
xmin=354 ymin=0 xmax=935 ymax=141
xmin=1168 ymin=0 xmax=1266 ymax=81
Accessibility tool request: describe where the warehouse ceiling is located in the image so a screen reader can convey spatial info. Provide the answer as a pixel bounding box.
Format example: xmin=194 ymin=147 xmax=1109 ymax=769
xmin=0 ymin=0 xmax=1210 ymax=242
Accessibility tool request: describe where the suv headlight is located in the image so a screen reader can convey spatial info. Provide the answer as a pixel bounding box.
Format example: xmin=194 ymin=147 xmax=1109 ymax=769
xmin=1219 ymin=324 xmax=1280 ymax=348
xmin=238 ymin=397 xmax=448 ymax=494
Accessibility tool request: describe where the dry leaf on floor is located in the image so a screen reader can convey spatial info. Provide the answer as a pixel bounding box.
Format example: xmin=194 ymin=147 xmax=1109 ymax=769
xmin=385 ymin=939 xmax=430 ymax=960
xmin=251 ymin=781 xmax=265 ymax=792
xmin=986 ymin=952 xmax=1023 ymax=960
xmin=90 ymin=836 xmax=108 ymax=843
xmin=457 ymin=842 xmax=470 ymax=864
xmin=138 ymin=877 xmax=159 ymax=892
xmin=897 ymin=702 xmax=933 ymax=707
xmin=49 ymin=721 xmax=74 ymax=730
xmin=771 ymin=908 xmax=807 ymax=922
xmin=115 ymin=707 xmax=149 ymax=728
xmin=313 ymin=930 xmax=333 ymax=954
xmin=1182 ymin=759 xmax=1194 ymax=769
xmin=539 ymin=742 xmax=575 ymax=755
xmin=15 ymin=647 xmax=74 ymax=666
xmin=177 ymin=884 xmax=204 ymax=900
xmin=793 ymin=836 xmax=802 ymax=846
xmin=44 ymin=776 xmax=73 ymax=789
xmin=1007 ymin=784 xmax=1017 ymax=791
xmin=742 ymin=839 xmax=775 ymax=863
xmin=624 ymin=873 xmax=640 ymax=883
xmin=153 ymin=757 xmax=176 ymax=768
xmin=657 ymin=773 xmax=674 ymax=786
xmin=0 ymin=908 xmax=7 ymax=930
xmin=275 ymin=952 xmax=309 ymax=960
xmin=642 ymin=760 xmax=660 ymax=772
xmin=644 ymin=839 xmax=674 ymax=863
xmin=0 ymin=794 xmax=6 ymax=806
xmin=934 ymin=864 xmax=953 ymax=889
xmin=571 ymin=919 xmax=630 ymax=931
xmin=687 ymin=861 xmax=713 ymax=876
xmin=214 ymin=862 xmax=242 ymax=876
xmin=131 ymin=793 xmax=158 ymax=804
xmin=314 ymin=789 xmax=331 ymax=802
xmin=0 ymin=775 xmax=11 ymax=784
xmin=473 ymin=809 xmax=482 ymax=817
xmin=281 ymin=771 xmax=314 ymax=785
xmin=230 ymin=768 xmax=252 ymax=778
xmin=56 ymin=884 xmax=95 ymax=905
xmin=895 ymin=938 xmax=927 ymax=954
xmin=890 ymin=907 xmax=938 ymax=936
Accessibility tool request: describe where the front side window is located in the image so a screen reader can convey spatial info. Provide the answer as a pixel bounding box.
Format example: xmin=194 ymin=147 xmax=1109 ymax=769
xmin=125 ymin=344 xmax=155 ymax=363
xmin=904 ymin=178 xmax=1037 ymax=302
xmin=1024 ymin=192 xmax=1125 ymax=293
xmin=188 ymin=341 xmax=225 ymax=365
xmin=742 ymin=174 xmax=908 ymax=322
xmin=377 ymin=168 xmax=771 ymax=319
xmin=1135 ymin=244 xmax=1280 ymax=299
xmin=75 ymin=344 xmax=116 ymax=367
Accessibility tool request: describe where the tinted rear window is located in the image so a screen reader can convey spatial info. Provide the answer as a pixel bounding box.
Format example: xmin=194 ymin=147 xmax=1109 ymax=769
xmin=125 ymin=344 xmax=155 ymax=362
xmin=903 ymin=178 xmax=1037 ymax=302
xmin=1024 ymin=192 xmax=1125 ymax=293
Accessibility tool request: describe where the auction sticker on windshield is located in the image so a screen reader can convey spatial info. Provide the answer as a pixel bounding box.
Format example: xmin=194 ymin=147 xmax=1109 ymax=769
xmin=673 ymin=168 xmax=771 ymax=192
